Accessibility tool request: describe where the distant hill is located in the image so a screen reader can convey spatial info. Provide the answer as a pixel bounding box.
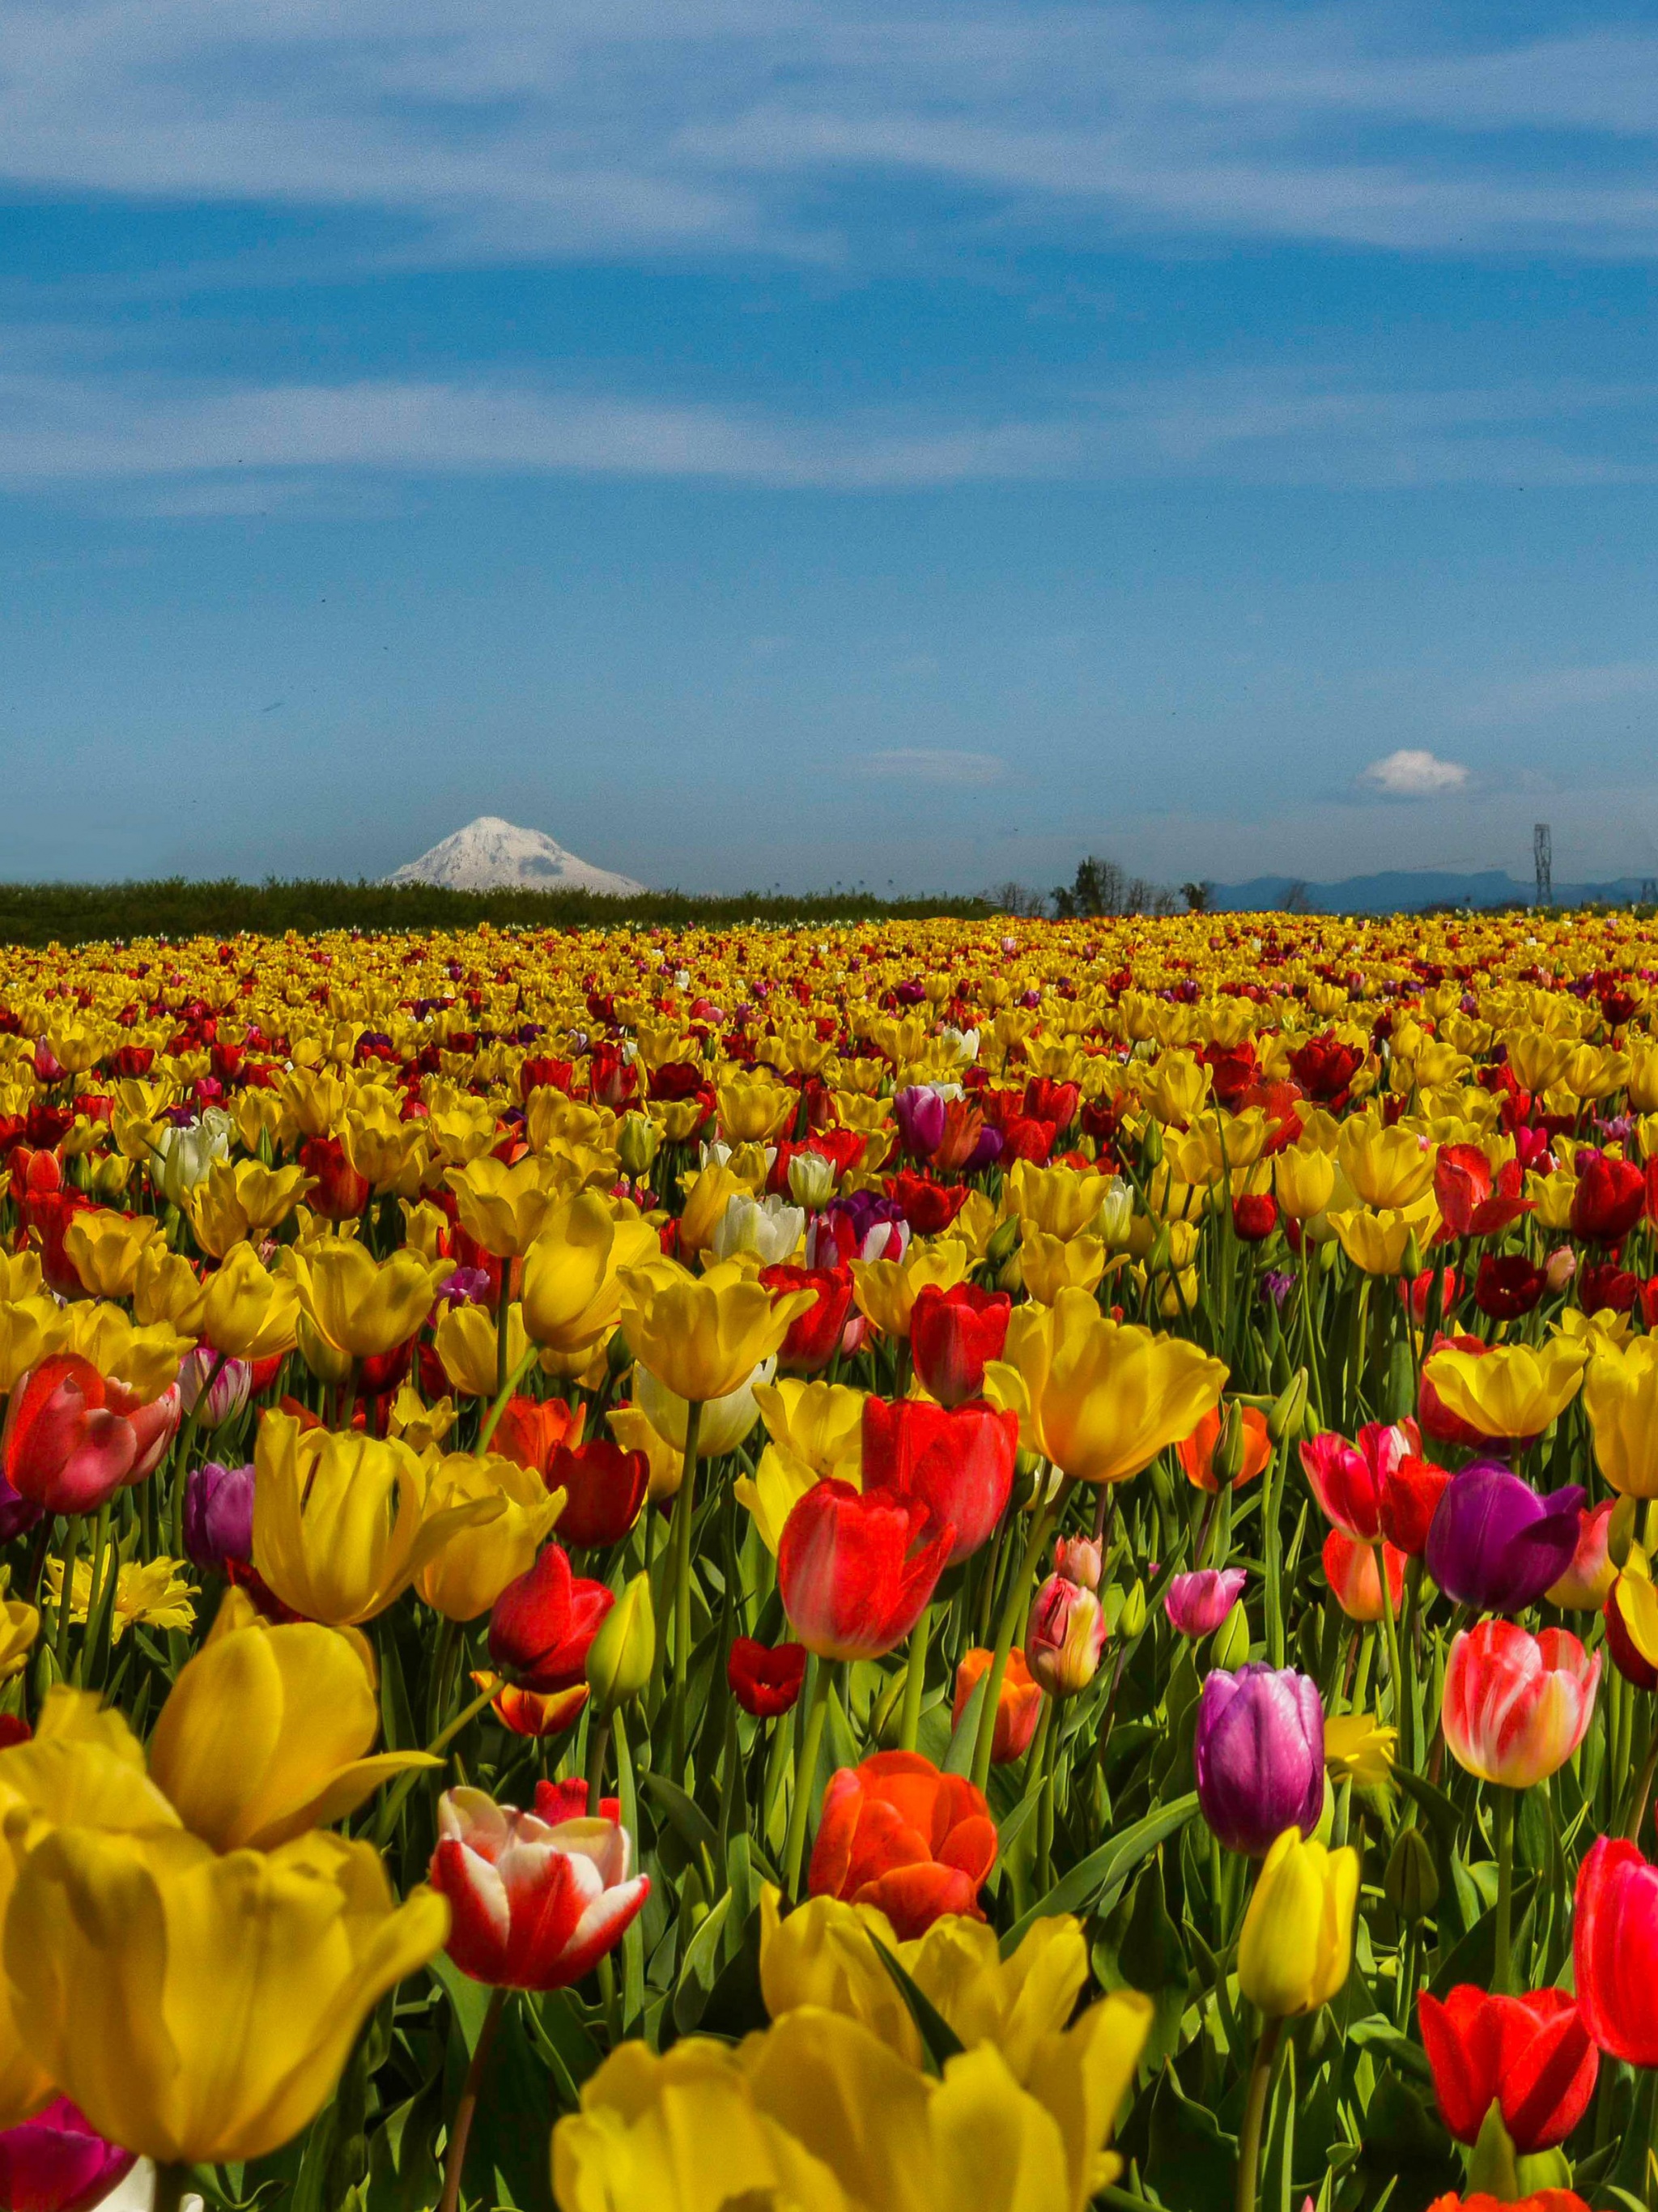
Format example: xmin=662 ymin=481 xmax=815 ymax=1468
xmin=387 ymin=817 xmax=645 ymax=895
xmin=1206 ymin=869 xmax=1650 ymax=914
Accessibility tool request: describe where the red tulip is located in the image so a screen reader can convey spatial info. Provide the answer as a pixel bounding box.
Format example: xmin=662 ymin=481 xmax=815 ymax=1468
xmin=429 ymin=1785 xmax=648 ymax=1989
xmin=1435 ymin=1146 xmax=1531 ymax=1239
xmin=861 ymin=1396 xmax=1016 ymax=1566
xmin=1474 ymin=1254 xmax=1544 ymax=1321
xmin=1300 ymin=1420 xmax=1418 ymax=1542
xmin=886 ymin=1171 xmax=969 ymax=1236
xmin=491 ymin=1393 xmax=586 ymax=1477
xmin=807 ymin=1750 xmax=997 ymax=1938
xmin=487 ymin=1542 xmax=614 ymax=1689
xmin=1 ymin=1355 xmax=179 ymax=1516
xmin=728 ymin=1636 xmax=807 ymax=1718
xmin=1232 ymin=1193 xmax=1279 ymax=1241
xmin=1443 ymin=1622 xmax=1599 ymax=1789
xmin=1379 ymin=1453 xmax=1451 ymax=1557
xmin=1575 ymin=1836 xmax=1658 ymax=2066
xmin=1577 ymin=1261 xmax=1640 ymax=1317
xmin=777 ymin=1478 xmax=953 ymax=1661
xmin=544 ymin=1440 xmax=648 ymax=1550
xmin=1423 ymin=2194 xmax=1588 ymax=2212
xmin=951 ymin=1647 xmax=1042 ymax=1763
xmin=1418 ymin=1986 xmax=1596 ymax=2150
xmin=1026 ymin=1572 xmax=1108 ymax=1695
xmin=296 ymin=1135 xmax=370 ymax=1221
xmin=1288 ymin=1034 xmax=1363 ymax=1104
xmin=535 ymin=1778 xmax=619 ymax=1823
xmin=759 ymin=1263 xmax=855 ymax=1374
xmin=1571 ymin=1151 xmax=1645 ymax=1244
xmin=481 ymin=1678 xmax=589 ymax=1738
xmin=909 ymin=1283 xmax=1012 ymax=1407
xmin=1322 ymin=1529 xmax=1405 ymax=1622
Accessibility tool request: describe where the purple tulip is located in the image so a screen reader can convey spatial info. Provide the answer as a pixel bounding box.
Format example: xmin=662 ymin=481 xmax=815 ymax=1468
xmin=1165 ymin=1568 xmax=1247 ymax=1638
xmin=1424 ymin=1461 xmax=1586 ymax=1614
xmin=1193 ymin=1663 xmax=1325 ymax=1857
xmin=894 ymin=1086 xmax=948 ymax=1160
xmin=0 ymin=2097 xmax=134 ymax=2212
xmin=182 ymin=1460 xmax=256 ymax=1572
xmin=437 ymin=1266 xmax=495 ymax=1309
xmin=0 ymin=1467 xmax=42 ymax=1546
xmin=963 ymin=1125 xmax=1005 ymax=1175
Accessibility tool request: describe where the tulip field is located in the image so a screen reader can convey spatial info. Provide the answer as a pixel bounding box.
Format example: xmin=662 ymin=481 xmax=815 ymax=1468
xmin=7 ymin=908 xmax=1658 ymax=2212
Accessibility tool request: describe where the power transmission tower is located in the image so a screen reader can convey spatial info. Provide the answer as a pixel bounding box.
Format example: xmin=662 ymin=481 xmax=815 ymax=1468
xmin=1534 ymin=823 xmax=1552 ymax=907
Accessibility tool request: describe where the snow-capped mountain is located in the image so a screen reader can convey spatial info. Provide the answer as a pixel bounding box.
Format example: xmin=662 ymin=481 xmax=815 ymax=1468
xmin=386 ymin=817 xmax=645 ymax=895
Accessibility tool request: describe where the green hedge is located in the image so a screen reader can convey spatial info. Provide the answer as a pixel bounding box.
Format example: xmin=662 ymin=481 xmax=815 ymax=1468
xmin=0 ymin=878 xmax=992 ymax=946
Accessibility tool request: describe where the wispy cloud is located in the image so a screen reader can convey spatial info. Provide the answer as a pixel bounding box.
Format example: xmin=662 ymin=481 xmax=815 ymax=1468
xmin=1 ymin=2 xmax=1657 ymax=267
xmin=2 ymin=363 xmax=1651 ymax=498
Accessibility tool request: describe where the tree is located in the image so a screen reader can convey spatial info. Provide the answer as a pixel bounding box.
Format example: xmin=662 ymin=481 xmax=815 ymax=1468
xmin=1052 ymin=856 xmax=1127 ymax=919
xmin=1181 ymin=880 xmax=1214 ymax=913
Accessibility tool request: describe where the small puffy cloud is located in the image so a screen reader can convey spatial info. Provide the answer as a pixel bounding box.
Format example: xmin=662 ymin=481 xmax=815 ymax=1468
xmin=852 ymin=748 xmax=1005 ymax=785
xmin=1359 ymin=747 xmax=1470 ymax=798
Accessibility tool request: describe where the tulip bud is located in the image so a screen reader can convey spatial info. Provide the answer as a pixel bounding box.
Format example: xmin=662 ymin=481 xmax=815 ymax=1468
xmin=585 ymin=1572 xmax=654 ymax=1712
xmin=1401 ymin=1230 xmax=1422 ymax=1281
xmin=1211 ymin=1605 xmax=1251 ymax=1672
xmin=1383 ymin=1826 xmax=1439 ymax=1922
xmin=1268 ymin=1370 xmax=1309 ymax=1447
xmin=617 ymin=1112 xmax=660 ymax=1181
xmin=1609 ymin=1494 xmax=1639 ymax=1571
xmin=787 ymin=1150 xmax=835 ymax=1210
xmin=1213 ymin=1402 xmax=1248 ymax=1487
xmin=1095 ymin=1179 xmax=1135 ymax=1249
xmin=1141 ymin=1120 xmax=1164 ymax=1170
xmin=1544 ymin=1245 xmax=1577 ymax=1292
xmin=1117 ymin=1580 xmax=1147 ymax=1639
xmin=997 ymin=1250 xmax=1023 ymax=1296
xmin=1027 ymin=1573 xmax=1107 ymax=1696
xmin=985 ymin=1213 xmax=1021 ymax=1270
xmin=1053 ymin=1534 xmax=1102 ymax=1591
xmin=1146 ymin=1225 xmax=1171 ymax=1278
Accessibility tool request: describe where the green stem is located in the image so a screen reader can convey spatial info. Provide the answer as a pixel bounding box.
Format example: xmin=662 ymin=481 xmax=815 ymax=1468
xmin=1626 ymin=1726 xmax=1658 ymax=1844
xmin=151 ymin=2163 xmax=193 ymax=2212
xmin=373 ymin=1682 xmax=497 ymax=1846
xmin=53 ymin=1516 xmax=79 ymax=1665
xmin=439 ymin=1984 xmax=508 ymax=2212
xmin=495 ymin=1279 xmax=514 ymax=1399
xmin=1494 ymin=1787 xmax=1516 ymax=1996
xmin=477 ymin=1344 xmax=540 ymax=1454
xmin=782 ymin=1657 xmax=834 ymax=1899
xmin=668 ymin=1397 xmax=702 ymax=1779
xmin=898 ymin=1603 xmax=932 ymax=1754
xmin=971 ymin=1478 xmax=1073 ymax=1793
xmin=1374 ymin=1540 xmax=1404 ymax=1727
xmin=585 ymin=1713 xmax=612 ymax=1816
xmin=1235 ymin=2015 xmax=1282 ymax=2212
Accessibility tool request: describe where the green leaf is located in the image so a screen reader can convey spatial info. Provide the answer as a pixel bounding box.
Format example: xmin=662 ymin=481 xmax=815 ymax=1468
xmin=640 ymin=1768 xmax=721 ymax=1860
xmin=942 ymin=1670 xmax=988 ymax=1777
xmin=673 ymin=1888 xmax=733 ymax=2035
xmin=1000 ymin=1792 xmax=1200 ymax=1957
xmin=427 ymin=1950 xmax=493 ymax=2057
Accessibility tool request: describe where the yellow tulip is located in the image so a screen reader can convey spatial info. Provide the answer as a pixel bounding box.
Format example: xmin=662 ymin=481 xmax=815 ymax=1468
xmin=1336 ymin=1120 xmax=1435 ymax=1210
xmin=1527 ymin=1168 xmax=1578 ymax=1232
xmin=251 ymin=1411 xmax=495 ymax=1626
xmin=1003 ymin=1161 xmax=1116 ymax=1241
xmin=754 ymin=1376 xmax=865 ymax=1478
xmin=412 ymin=1452 xmax=564 ymax=1620
xmin=0 ymin=1253 xmax=42 ymax=1302
xmin=1421 ymin=1336 xmax=1588 ymax=1441
xmin=433 ymin=1299 xmax=529 ymax=1399
xmin=1141 ymin=1051 xmax=1211 ymax=1128
xmin=636 ymin=1355 xmax=775 ymax=1462
xmin=620 ymin=1258 xmax=812 ymax=1402
xmin=1273 ymin=1144 xmax=1337 ymax=1221
xmin=341 ymin=1100 xmax=429 ymax=1194
xmin=54 ymin=1304 xmax=187 ymax=1404
xmin=202 ymin=1243 xmax=301 ymax=1361
xmin=44 ymin=1555 xmax=197 ymax=1645
xmin=984 ymin=1287 xmax=1227 ymax=1487
xmin=760 ymin=1887 xmax=1091 ymax=2076
xmin=849 ymin=1239 xmax=970 ymax=1340
xmin=386 ymin=1383 xmax=458 ymax=1453
xmin=0 ymin=1599 xmax=38 ymax=1682
xmin=283 ymin=1240 xmax=448 ymax=1361
xmin=61 ymin=1208 xmax=164 ymax=1300
xmin=446 ymin=1154 xmax=561 ymax=1258
xmin=1327 ymin=1205 xmax=1427 ymax=1276
xmin=6 ymin=1826 xmax=446 ymax=2163
xmin=1323 ymin=1713 xmax=1398 ymax=1787
xmin=187 ymin=1159 xmax=312 ymax=1257
xmin=1584 ymin=1337 xmax=1658 ymax=1498
xmin=676 ymin=1163 xmax=746 ymax=1259
xmin=1018 ymin=1224 xmax=1108 ymax=1305
xmin=1238 ymin=1828 xmax=1358 ymax=2018
xmin=521 ymin=1193 xmax=659 ymax=1355
xmin=133 ymin=1242 xmax=209 ymax=1336
xmin=147 ymin=1591 xmax=438 ymax=1850
xmin=0 ymin=1689 xmax=182 ymax=2125
xmin=734 ymin=1439 xmax=836 ymax=1554
xmin=0 ymin=1297 xmax=70 ymax=1393
xmin=716 ymin=1076 xmax=799 ymax=1143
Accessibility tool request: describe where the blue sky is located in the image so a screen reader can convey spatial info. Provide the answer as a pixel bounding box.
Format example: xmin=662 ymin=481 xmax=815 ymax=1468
xmin=2 ymin=0 xmax=1656 ymax=894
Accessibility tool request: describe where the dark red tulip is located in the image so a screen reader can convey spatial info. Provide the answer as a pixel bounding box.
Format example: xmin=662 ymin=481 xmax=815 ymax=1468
xmin=727 ymin=1636 xmax=807 ymax=1718
xmin=759 ymin=1263 xmax=855 ymax=1374
xmin=1474 ymin=1253 xmax=1544 ymax=1321
xmin=545 ymin=1440 xmax=649 ymax=1550
xmin=1571 ymin=1151 xmax=1644 ymax=1244
xmin=908 ymin=1283 xmax=1011 ymax=1407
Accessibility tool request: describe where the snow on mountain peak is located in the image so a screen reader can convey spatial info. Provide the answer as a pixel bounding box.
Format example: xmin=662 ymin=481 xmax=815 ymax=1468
xmin=386 ymin=818 xmax=645 ymax=895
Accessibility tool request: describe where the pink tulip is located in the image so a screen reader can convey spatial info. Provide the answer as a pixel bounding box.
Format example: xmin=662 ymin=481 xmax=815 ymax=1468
xmin=1165 ymin=1567 xmax=1246 ymax=1638
xmin=1443 ymin=1621 xmax=1600 ymax=1789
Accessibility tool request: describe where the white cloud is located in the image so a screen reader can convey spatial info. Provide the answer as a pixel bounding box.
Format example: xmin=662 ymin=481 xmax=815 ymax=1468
xmin=1359 ymin=747 xmax=1470 ymax=797
xmin=852 ymin=748 xmax=1005 ymax=785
